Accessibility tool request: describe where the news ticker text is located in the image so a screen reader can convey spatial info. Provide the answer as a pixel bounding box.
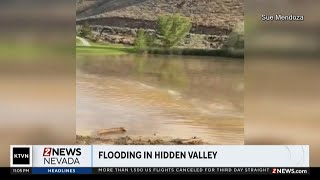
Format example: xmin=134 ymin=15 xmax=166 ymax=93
xmin=10 ymin=167 xmax=309 ymax=175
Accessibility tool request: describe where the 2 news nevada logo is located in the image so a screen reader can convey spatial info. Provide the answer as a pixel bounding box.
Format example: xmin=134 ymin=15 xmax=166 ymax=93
xmin=10 ymin=145 xmax=33 ymax=167
xmin=42 ymin=147 xmax=82 ymax=165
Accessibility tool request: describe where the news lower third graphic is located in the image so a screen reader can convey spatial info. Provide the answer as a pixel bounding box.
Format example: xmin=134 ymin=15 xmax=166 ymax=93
xmin=9 ymin=145 xmax=310 ymax=175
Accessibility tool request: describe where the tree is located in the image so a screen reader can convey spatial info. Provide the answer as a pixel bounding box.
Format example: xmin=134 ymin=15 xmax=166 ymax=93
xmin=156 ymin=14 xmax=192 ymax=48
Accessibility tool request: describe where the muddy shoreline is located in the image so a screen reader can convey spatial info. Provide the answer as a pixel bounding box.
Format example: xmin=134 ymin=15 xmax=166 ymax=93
xmin=76 ymin=135 xmax=211 ymax=145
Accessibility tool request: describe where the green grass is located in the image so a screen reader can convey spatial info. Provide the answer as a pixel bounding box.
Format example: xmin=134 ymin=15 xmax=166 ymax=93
xmin=76 ymin=41 xmax=136 ymax=56
xmin=76 ymin=37 xmax=136 ymax=56
xmin=77 ymin=46 xmax=131 ymax=56
xmin=76 ymin=38 xmax=243 ymax=58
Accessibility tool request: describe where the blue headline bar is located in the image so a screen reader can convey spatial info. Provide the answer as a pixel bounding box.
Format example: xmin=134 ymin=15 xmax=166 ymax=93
xmin=32 ymin=167 xmax=92 ymax=174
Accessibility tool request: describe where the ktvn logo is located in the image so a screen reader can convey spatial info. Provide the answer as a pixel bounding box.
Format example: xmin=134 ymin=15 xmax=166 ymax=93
xmin=42 ymin=147 xmax=82 ymax=165
xmin=10 ymin=145 xmax=33 ymax=167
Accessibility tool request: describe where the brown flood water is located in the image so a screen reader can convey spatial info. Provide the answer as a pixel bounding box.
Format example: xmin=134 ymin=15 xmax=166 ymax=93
xmin=76 ymin=55 xmax=244 ymax=144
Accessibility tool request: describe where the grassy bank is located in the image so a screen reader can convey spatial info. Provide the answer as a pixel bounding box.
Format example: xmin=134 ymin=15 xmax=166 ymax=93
xmin=76 ymin=38 xmax=243 ymax=58
xmin=77 ymin=44 xmax=244 ymax=58
xmin=77 ymin=45 xmax=134 ymax=56
xmin=76 ymin=40 xmax=135 ymax=56
xmin=145 ymin=48 xmax=244 ymax=58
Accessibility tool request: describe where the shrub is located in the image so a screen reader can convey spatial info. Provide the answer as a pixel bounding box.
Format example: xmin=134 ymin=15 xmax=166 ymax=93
xmin=134 ymin=29 xmax=148 ymax=50
xmin=223 ymin=22 xmax=244 ymax=50
xmin=156 ymin=14 xmax=192 ymax=48
xmin=134 ymin=28 xmax=155 ymax=53
xmin=79 ymin=22 xmax=92 ymax=38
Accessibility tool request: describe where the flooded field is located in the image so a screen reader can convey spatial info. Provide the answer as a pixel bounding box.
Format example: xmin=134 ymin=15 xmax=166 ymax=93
xmin=76 ymin=55 xmax=243 ymax=144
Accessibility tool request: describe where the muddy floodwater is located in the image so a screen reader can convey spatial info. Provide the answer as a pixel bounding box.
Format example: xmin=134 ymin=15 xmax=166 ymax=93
xmin=76 ymin=54 xmax=244 ymax=144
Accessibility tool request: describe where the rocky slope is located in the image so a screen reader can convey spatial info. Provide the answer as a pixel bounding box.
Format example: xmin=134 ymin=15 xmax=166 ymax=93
xmin=76 ymin=0 xmax=244 ymax=49
xmin=77 ymin=0 xmax=244 ymax=30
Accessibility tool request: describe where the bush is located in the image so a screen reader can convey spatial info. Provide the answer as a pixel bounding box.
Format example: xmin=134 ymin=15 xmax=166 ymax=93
xmin=79 ymin=22 xmax=92 ymax=38
xmin=156 ymin=14 xmax=192 ymax=48
xmin=134 ymin=28 xmax=155 ymax=53
xmin=134 ymin=29 xmax=148 ymax=50
xmin=223 ymin=22 xmax=244 ymax=50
